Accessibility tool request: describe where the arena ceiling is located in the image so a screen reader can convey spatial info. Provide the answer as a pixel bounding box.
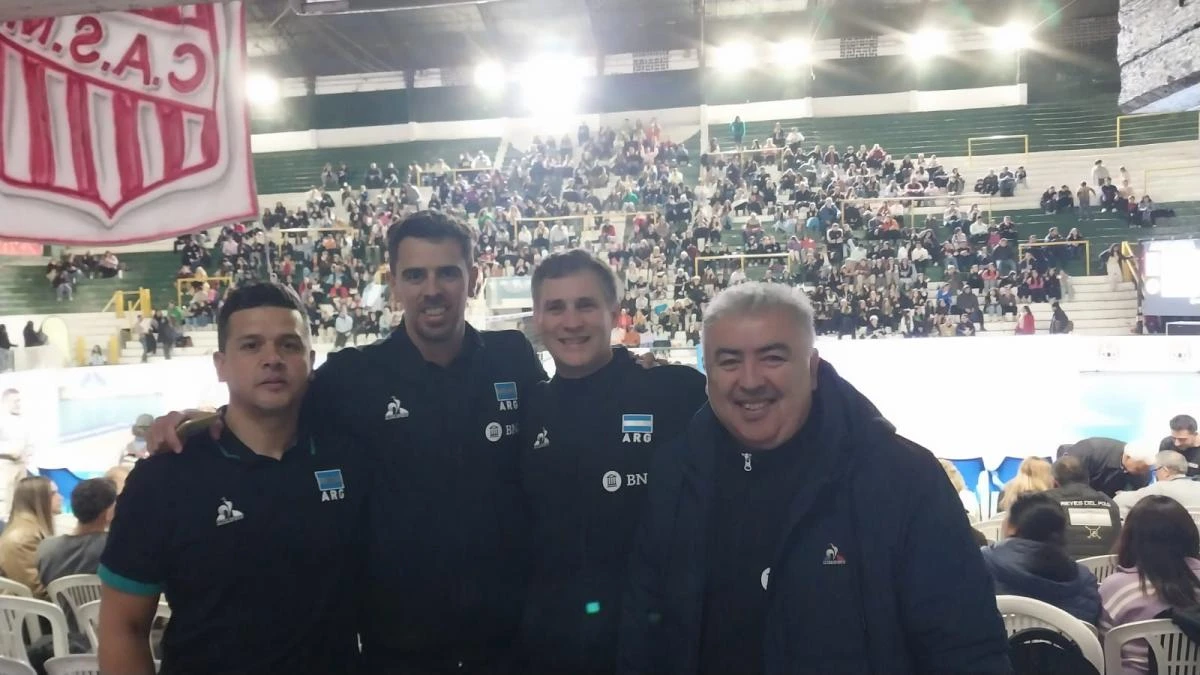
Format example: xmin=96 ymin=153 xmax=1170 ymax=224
xmin=0 ymin=0 xmax=1119 ymax=79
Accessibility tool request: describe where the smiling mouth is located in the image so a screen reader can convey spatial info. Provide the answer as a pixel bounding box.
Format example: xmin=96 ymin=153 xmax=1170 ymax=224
xmin=559 ymin=336 xmax=589 ymax=346
xmin=736 ymin=400 xmax=774 ymax=411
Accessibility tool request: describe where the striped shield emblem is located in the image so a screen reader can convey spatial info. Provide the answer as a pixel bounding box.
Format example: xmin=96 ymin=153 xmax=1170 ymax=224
xmin=0 ymin=3 xmax=247 ymax=233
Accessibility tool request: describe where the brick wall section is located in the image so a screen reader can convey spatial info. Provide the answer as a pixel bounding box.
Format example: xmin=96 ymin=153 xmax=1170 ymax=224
xmin=1117 ymin=0 xmax=1200 ymax=108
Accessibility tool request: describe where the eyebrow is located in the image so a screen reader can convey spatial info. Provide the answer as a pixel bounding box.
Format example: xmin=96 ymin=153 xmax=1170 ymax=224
xmin=714 ymin=343 xmax=792 ymax=358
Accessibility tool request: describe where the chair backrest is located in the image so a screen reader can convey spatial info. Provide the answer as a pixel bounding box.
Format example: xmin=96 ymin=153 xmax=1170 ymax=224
xmin=995 ymin=595 xmax=1104 ymax=673
xmin=0 ymin=656 xmax=35 ymax=675
xmin=76 ymin=600 xmax=170 ymax=652
xmin=45 ymin=576 xmax=100 ymax=629
xmin=1104 ymin=618 xmax=1200 ymax=675
xmin=1076 ymin=555 xmax=1119 ymax=584
xmin=0 ymin=597 xmax=69 ymax=663
xmin=0 ymin=581 xmax=30 ymax=599
xmin=975 ymin=517 xmax=1006 ymax=544
xmin=42 ymin=655 xmax=99 ymax=675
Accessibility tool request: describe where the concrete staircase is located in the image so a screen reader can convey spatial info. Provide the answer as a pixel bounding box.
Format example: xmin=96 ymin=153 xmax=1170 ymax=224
xmin=981 ymin=276 xmax=1138 ymax=336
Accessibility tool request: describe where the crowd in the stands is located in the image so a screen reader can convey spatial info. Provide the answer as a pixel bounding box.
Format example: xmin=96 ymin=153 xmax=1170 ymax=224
xmin=122 ymin=114 xmax=1166 ymax=356
xmin=40 ymin=251 xmax=124 ymax=303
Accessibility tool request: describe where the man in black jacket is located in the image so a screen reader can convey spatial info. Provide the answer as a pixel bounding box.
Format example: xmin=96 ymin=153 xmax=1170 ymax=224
xmin=1041 ymin=456 xmax=1121 ymax=560
xmin=519 ymin=250 xmax=707 ymax=674
xmin=618 ymin=282 xmax=1010 ymax=674
xmin=1057 ymin=437 xmax=1155 ymax=497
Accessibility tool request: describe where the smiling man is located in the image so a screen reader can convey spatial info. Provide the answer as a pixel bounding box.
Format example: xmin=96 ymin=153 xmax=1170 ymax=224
xmin=618 ymin=282 xmax=1009 ymax=675
xmin=518 ymin=250 xmax=706 ymax=675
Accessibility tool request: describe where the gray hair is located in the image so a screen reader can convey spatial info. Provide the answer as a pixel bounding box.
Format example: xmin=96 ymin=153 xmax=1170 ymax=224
xmin=702 ymin=282 xmax=815 ymax=343
xmin=1155 ymin=450 xmax=1189 ymax=476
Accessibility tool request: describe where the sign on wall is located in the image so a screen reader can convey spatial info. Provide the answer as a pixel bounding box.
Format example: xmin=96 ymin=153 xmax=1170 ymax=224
xmin=0 ymin=3 xmax=256 ymax=244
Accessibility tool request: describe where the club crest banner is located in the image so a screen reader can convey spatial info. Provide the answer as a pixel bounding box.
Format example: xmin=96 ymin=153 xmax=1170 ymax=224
xmin=0 ymin=2 xmax=256 ymax=244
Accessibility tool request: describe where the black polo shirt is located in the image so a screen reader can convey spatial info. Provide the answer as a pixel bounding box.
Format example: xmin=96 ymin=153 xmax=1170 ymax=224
xmin=518 ymin=348 xmax=706 ymax=674
xmin=312 ymin=322 xmax=547 ymax=670
xmin=98 ymin=421 xmax=366 ymax=675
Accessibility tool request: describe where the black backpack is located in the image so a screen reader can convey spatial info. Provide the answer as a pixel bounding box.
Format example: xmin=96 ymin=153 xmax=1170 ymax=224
xmin=1007 ymin=627 xmax=1100 ymax=675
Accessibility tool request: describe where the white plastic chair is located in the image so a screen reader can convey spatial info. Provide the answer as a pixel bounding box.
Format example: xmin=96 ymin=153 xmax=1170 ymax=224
xmin=43 ymin=655 xmax=98 ymax=675
xmin=0 ymin=656 xmax=35 ymax=675
xmin=45 ymin=575 xmax=101 ymax=631
xmin=995 ymin=595 xmax=1104 ymax=673
xmin=75 ymin=600 xmax=170 ymax=652
xmin=0 ymin=597 xmax=69 ymax=664
xmin=1104 ymin=618 xmax=1200 ymax=675
xmin=0 ymin=581 xmax=30 ymax=599
xmin=1076 ymin=554 xmax=1119 ymax=584
xmin=974 ymin=517 xmax=1005 ymax=543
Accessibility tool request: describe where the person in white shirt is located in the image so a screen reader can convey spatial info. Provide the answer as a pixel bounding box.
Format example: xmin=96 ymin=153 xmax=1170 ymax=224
xmin=1090 ymin=159 xmax=1110 ymax=188
xmin=333 ymin=308 xmax=354 ymax=349
xmin=0 ymin=389 xmax=30 ymax=517
xmin=1113 ymin=450 xmax=1200 ymax=518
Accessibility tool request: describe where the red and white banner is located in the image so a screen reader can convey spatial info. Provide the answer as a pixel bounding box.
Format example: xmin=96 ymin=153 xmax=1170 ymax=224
xmin=0 ymin=239 xmax=41 ymax=256
xmin=0 ymin=3 xmax=256 ymax=244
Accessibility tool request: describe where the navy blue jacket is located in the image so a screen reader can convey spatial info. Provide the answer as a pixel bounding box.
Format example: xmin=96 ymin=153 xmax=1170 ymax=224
xmin=980 ymin=538 xmax=1101 ymax=624
xmin=617 ymin=360 xmax=1011 ymax=674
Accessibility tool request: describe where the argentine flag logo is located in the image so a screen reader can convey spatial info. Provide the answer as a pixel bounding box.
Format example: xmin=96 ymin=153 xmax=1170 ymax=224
xmin=622 ymin=414 xmax=654 ymax=435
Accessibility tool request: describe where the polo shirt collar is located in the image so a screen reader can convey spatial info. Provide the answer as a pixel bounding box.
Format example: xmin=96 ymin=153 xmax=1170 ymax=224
xmin=214 ymin=409 xmax=314 ymax=464
xmin=387 ymin=319 xmax=483 ymax=375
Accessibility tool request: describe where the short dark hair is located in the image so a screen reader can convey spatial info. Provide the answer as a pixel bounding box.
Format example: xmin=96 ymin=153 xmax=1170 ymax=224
xmin=387 ymin=210 xmax=474 ymax=272
xmin=1170 ymin=414 xmax=1198 ymax=434
xmin=1052 ymin=455 xmax=1089 ymax=487
xmin=531 ymin=249 xmax=619 ymax=308
xmin=71 ymin=478 xmax=117 ymax=525
xmin=1007 ymin=492 xmax=1068 ymax=548
xmin=216 ymin=282 xmax=308 ymax=352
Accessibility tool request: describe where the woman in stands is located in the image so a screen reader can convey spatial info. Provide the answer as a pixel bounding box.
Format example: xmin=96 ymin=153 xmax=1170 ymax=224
xmin=0 ymin=476 xmax=61 ymax=597
xmin=1100 ymin=496 xmax=1200 ymax=675
xmin=997 ymin=457 xmax=1053 ymax=511
xmin=980 ymin=493 xmax=1101 ymax=623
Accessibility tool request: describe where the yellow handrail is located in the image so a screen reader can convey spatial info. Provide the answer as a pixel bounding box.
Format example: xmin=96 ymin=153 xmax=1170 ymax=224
xmin=694 ymin=252 xmax=792 ymax=277
xmin=104 ymin=288 xmax=150 ymax=318
xmin=966 ymin=134 xmax=1029 ymax=165
xmin=1118 ymin=241 xmax=1142 ymax=288
xmin=177 ymin=275 xmax=233 ymax=307
xmin=1017 ymin=240 xmax=1092 ymax=276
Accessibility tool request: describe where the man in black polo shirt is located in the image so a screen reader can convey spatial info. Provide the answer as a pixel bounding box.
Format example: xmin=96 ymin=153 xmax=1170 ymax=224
xmin=151 ymin=212 xmax=547 ymax=673
xmin=99 ymin=282 xmax=366 ymax=675
xmin=1057 ymin=437 xmax=1156 ymax=498
xmin=518 ymin=250 xmax=706 ymax=674
xmin=1158 ymin=414 xmax=1200 ymax=477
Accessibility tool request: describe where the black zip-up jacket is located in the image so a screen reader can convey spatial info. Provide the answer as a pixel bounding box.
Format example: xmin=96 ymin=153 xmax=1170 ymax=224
xmin=518 ymin=348 xmax=706 ymax=674
xmin=312 ymin=323 xmax=546 ymax=672
xmin=1040 ymin=482 xmax=1121 ymax=560
xmin=618 ymin=360 xmax=1011 ymax=674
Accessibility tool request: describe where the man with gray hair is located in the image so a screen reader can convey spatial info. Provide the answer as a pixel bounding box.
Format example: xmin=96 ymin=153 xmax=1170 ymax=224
xmin=1113 ymin=450 xmax=1200 ymax=518
xmin=618 ymin=282 xmax=1010 ymax=674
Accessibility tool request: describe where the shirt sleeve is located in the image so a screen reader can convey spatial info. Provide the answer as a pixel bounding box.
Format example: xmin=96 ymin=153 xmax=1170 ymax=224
xmin=98 ymin=460 xmax=171 ymax=596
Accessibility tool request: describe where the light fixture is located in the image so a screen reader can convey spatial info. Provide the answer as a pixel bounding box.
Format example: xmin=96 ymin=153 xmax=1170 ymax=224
xmin=771 ymin=39 xmax=811 ymax=64
xmin=991 ymin=22 xmax=1033 ymax=51
xmin=907 ymin=28 xmax=947 ymax=57
xmin=245 ymin=73 xmax=280 ymax=106
xmin=473 ymin=61 xmax=506 ymax=89
xmin=712 ymin=42 xmax=754 ymax=73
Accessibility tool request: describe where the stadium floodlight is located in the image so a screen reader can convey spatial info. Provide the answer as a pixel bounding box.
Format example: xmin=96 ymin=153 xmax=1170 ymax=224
xmin=907 ymin=28 xmax=947 ymax=57
xmin=520 ymin=55 xmax=585 ymax=116
xmin=245 ymin=73 xmax=280 ymax=106
xmin=474 ymin=61 xmax=506 ymax=89
xmin=712 ymin=42 xmax=754 ymax=73
xmin=991 ymin=22 xmax=1033 ymax=52
xmin=772 ymin=39 xmax=811 ymax=64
